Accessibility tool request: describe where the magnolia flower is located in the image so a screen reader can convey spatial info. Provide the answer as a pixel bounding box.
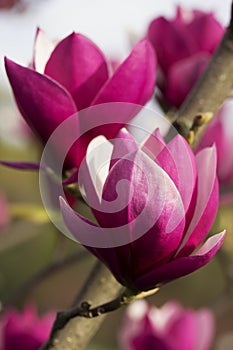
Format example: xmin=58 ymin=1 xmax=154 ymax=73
xmin=197 ymin=99 xmax=233 ymax=188
xmin=147 ymin=7 xmax=224 ymax=107
xmin=119 ymin=300 xmax=215 ymax=350
xmin=0 ymin=306 xmax=54 ymax=350
xmin=60 ymin=128 xmax=225 ymax=292
xmin=5 ymin=29 xmax=156 ymax=170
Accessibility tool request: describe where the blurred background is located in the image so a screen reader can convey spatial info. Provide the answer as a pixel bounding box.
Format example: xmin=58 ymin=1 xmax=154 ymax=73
xmin=0 ymin=0 xmax=233 ymax=349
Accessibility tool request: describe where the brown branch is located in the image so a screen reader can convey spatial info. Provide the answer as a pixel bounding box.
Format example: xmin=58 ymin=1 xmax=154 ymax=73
xmin=43 ymin=290 xmax=126 ymax=339
xmin=173 ymin=3 xmax=233 ymax=147
xmin=41 ymin=271 xmax=158 ymax=350
xmin=45 ymin=286 xmax=159 ymax=329
xmin=41 ymin=261 xmax=122 ymax=350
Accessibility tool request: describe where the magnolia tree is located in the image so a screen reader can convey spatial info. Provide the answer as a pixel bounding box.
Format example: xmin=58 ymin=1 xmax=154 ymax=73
xmin=1 ymin=2 xmax=233 ymax=350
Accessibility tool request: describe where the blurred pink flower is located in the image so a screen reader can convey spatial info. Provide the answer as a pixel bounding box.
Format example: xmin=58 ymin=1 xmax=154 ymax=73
xmin=119 ymin=300 xmax=215 ymax=350
xmin=60 ymin=128 xmax=224 ymax=292
xmin=0 ymin=0 xmax=20 ymax=9
xmin=5 ymin=29 xmax=156 ymax=170
xmin=0 ymin=306 xmax=54 ymax=350
xmin=197 ymin=99 xmax=233 ymax=187
xmin=147 ymin=7 xmax=224 ymax=107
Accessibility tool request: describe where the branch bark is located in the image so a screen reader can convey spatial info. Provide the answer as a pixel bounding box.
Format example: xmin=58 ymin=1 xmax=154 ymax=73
xmin=173 ymin=3 xmax=233 ymax=147
xmin=41 ymin=261 xmax=122 ymax=350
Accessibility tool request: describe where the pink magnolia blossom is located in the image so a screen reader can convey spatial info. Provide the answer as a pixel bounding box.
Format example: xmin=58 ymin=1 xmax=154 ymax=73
xmin=5 ymin=29 xmax=156 ymax=170
xmin=147 ymin=7 xmax=224 ymax=107
xmin=60 ymin=129 xmax=225 ymax=292
xmin=0 ymin=306 xmax=54 ymax=350
xmin=119 ymin=300 xmax=215 ymax=350
xmin=197 ymin=99 xmax=233 ymax=187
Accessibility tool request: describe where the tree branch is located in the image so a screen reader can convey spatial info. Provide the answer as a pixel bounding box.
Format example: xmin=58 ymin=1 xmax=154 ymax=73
xmin=41 ymin=261 xmax=122 ymax=350
xmin=173 ymin=3 xmax=233 ymax=147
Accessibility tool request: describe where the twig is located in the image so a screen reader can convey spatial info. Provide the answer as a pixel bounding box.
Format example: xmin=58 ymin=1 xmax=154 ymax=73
xmin=173 ymin=2 xmax=233 ymax=147
xmin=4 ymin=250 xmax=88 ymax=308
xmin=41 ymin=261 xmax=122 ymax=350
xmin=47 ymin=286 xmax=158 ymax=328
xmin=42 ymin=271 xmax=158 ymax=350
xmin=44 ymin=291 xmax=127 ymax=338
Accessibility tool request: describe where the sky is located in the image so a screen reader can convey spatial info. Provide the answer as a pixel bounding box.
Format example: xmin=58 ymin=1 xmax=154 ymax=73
xmin=0 ymin=0 xmax=232 ymax=89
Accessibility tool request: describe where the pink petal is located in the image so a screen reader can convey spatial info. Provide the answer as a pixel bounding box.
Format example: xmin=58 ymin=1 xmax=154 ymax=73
xmin=119 ymin=300 xmax=150 ymax=350
xmin=165 ymin=53 xmax=210 ymax=107
xmin=168 ymin=311 xmax=197 ymax=350
xmin=5 ymin=58 xmax=83 ymax=170
xmin=196 ymin=114 xmax=226 ymax=179
xmin=61 ymin=182 xmax=143 ymax=248
xmin=60 ymin=196 xmax=99 ymax=240
xmin=214 ymin=101 xmax=233 ymax=183
xmin=194 ymin=310 xmax=215 ymax=350
xmin=166 ymin=135 xmax=197 ymax=214
xmin=134 ymin=231 xmax=225 ymax=291
xmin=187 ymin=12 xmax=224 ymax=54
xmin=3 ymin=306 xmax=54 ymax=349
xmin=131 ymin=332 xmax=171 ymax=349
xmin=94 ymin=150 xmax=149 ymax=229
xmin=92 ymin=39 xmax=156 ymax=106
xmin=148 ymin=16 xmax=197 ymax=74
xmin=177 ymin=146 xmax=218 ymax=256
xmin=76 ymin=136 xmax=137 ymax=286
xmin=197 ymin=100 xmax=233 ymax=185
xmin=81 ymin=148 xmax=184 ymax=279
xmin=78 ymin=135 xmax=114 ymax=207
xmin=60 ymin=197 xmax=129 ymax=283
xmin=154 ymin=140 xmax=179 ymax=188
xmin=44 ymin=33 xmax=109 ymax=110
xmin=100 ymin=150 xmax=183 ymax=227
xmin=80 ymin=102 xmax=143 ymax=142
xmin=152 ymin=301 xmax=183 ymax=333
xmin=110 ymin=128 xmax=138 ymax=169
xmin=141 ymin=130 xmax=180 ymax=189
xmin=94 ymin=150 xmax=185 ymax=278
xmin=5 ymin=58 xmax=77 ymax=145
xmin=141 ymin=128 xmax=166 ymax=160
xmin=32 ymin=28 xmax=56 ymax=73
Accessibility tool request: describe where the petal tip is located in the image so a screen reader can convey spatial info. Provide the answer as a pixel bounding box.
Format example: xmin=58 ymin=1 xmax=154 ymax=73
xmin=59 ymin=196 xmax=67 ymax=208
